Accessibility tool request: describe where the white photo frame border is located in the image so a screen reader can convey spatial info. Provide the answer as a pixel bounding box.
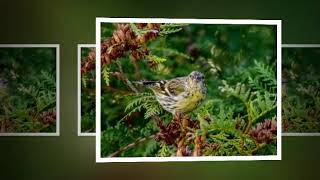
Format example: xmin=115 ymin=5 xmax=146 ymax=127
xmin=96 ymin=18 xmax=282 ymax=162
xmin=0 ymin=44 xmax=60 ymax=136
xmin=78 ymin=44 xmax=96 ymax=136
xmin=282 ymin=44 xmax=320 ymax=137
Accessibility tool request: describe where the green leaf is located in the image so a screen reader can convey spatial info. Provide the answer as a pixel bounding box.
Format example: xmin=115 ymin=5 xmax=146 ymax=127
xmin=102 ymin=65 xmax=110 ymax=86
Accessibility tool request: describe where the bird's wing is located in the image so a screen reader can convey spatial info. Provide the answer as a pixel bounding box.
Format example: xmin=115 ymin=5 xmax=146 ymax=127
xmin=165 ymin=77 xmax=186 ymax=96
xmin=137 ymin=77 xmax=186 ymax=96
xmin=137 ymin=80 xmax=167 ymax=94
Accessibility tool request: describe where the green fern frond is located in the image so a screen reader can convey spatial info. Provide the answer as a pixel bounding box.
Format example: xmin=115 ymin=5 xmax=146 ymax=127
xmin=18 ymin=70 xmax=56 ymax=113
xmin=81 ymin=73 xmax=88 ymax=88
xmin=151 ymin=47 xmax=193 ymax=60
xmin=249 ymin=92 xmax=276 ymax=124
xmin=248 ymin=60 xmax=276 ymax=92
xmin=160 ymin=23 xmax=189 ymax=28
xmin=194 ymin=100 xmax=214 ymax=119
xmin=206 ymin=105 xmax=239 ymax=135
xmin=157 ymin=142 xmax=173 ymax=157
xmin=219 ymin=81 xmax=252 ymax=104
xmin=159 ymin=28 xmax=182 ymax=36
xmin=122 ymin=92 xmax=164 ymax=121
xmin=219 ymin=81 xmax=276 ymax=129
xmin=32 ymin=71 xmax=56 ymax=91
xmin=102 ymin=65 xmax=110 ymax=86
xmin=296 ymin=83 xmax=320 ymax=109
xmin=143 ymin=140 xmax=159 ymax=156
xmin=297 ymin=83 xmax=320 ymax=98
xmin=129 ymin=23 xmax=153 ymax=37
xmin=159 ymin=23 xmax=187 ymax=36
xmin=192 ymin=100 xmax=215 ymax=132
xmin=146 ymin=55 xmax=167 ymax=64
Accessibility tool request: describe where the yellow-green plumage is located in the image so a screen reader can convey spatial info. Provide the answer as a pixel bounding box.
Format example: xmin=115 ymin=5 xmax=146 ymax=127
xmin=174 ymin=86 xmax=205 ymax=113
xmin=140 ymin=71 xmax=207 ymax=114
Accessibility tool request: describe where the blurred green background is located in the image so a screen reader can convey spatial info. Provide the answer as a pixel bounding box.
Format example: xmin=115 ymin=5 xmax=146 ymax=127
xmin=0 ymin=47 xmax=57 ymax=133
xmin=0 ymin=0 xmax=319 ymax=179
xmin=282 ymin=47 xmax=320 ymax=133
xmin=80 ymin=47 xmax=96 ymax=133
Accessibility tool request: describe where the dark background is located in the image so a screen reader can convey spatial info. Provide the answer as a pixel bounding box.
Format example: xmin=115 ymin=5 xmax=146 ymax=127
xmin=0 ymin=0 xmax=319 ymax=179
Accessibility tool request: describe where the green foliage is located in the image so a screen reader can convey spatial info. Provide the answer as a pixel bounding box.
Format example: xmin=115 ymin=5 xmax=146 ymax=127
xmin=159 ymin=23 xmax=187 ymax=36
xmin=96 ymin=23 xmax=277 ymax=157
xmin=129 ymin=23 xmax=152 ymax=36
xmin=219 ymin=58 xmax=277 ymax=126
xmin=248 ymin=60 xmax=276 ymax=93
xmin=18 ymin=71 xmax=56 ymax=113
xmin=81 ymin=73 xmax=88 ymax=88
xmin=101 ymin=116 xmax=159 ymax=157
xmin=101 ymin=65 xmax=110 ymax=86
xmin=123 ymin=92 xmax=164 ymax=120
xmin=146 ymin=55 xmax=167 ymax=64
xmin=282 ymin=48 xmax=320 ymax=132
xmin=0 ymin=47 xmax=56 ymax=133
xmin=151 ymin=47 xmax=193 ymax=61
xmin=157 ymin=142 xmax=175 ymax=157
xmin=80 ymin=47 xmax=96 ymax=133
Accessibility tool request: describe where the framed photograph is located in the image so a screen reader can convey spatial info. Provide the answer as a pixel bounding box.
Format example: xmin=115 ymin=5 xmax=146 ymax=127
xmin=94 ymin=18 xmax=281 ymax=162
xmin=0 ymin=44 xmax=60 ymax=136
xmin=282 ymin=44 xmax=320 ymax=136
xmin=78 ymin=44 xmax=96 ymax=136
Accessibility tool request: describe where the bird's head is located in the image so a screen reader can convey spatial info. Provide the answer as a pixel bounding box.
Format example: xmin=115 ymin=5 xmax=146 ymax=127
xmin=188 ymin=71 xmax=205 ymax=83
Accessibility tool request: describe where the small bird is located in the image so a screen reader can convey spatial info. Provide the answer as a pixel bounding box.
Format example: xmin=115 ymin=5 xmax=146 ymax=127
xmin=137 ymin=71 xmax=207 ymax=114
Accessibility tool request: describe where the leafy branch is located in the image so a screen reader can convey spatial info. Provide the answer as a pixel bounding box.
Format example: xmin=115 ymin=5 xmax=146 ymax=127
xmin=122 ymin=92 xmax=164 ymax=120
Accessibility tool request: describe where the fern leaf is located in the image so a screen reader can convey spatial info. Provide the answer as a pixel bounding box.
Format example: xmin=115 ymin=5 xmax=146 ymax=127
xmin=146 ymin=55 xmax=167 ymax=64
xmin=81 ymin=73 xmax=88 ymax=88
xmin=150 ymin=47 xmax=193 ymax=60
xmin=18 ymin=70 xmax=56 ymax=114
xmin=219 ymin=81 xmax=252 ymax=104
xmin=122 ymin=92 xmax=164 ymax=121
xmin=129 ymin=23 xmax=152 ymax=36
xmin=249 ymin=92 xmax=276 ymax=124
xmin=159 ymin=23 xmax=187 ymax=36
xmin=102 ymin=65 xmax=110 ymax=86
xmin=248 ymin=60 xmax=276 ymax=92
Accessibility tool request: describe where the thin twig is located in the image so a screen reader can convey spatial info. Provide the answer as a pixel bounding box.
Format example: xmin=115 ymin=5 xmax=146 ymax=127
xmin=108 ymin=134 xmax=155 ymax=157
xmin=84 ymin=126 xmax=95 ymax=133
xmin=115 ymin=61 xmax=139 ymax=94
xmin=249 ymin=142 xmax=267 ymax=154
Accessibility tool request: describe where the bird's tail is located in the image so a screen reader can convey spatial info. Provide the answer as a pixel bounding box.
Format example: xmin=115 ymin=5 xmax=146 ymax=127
xmin=133 ymin=80 xmax=159 ymax=86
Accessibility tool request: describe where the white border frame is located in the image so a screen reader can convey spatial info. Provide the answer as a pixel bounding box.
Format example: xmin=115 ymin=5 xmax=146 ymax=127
xmin=282 ymin=44 xmax=320 ymax=137
xmin=78 ymin=44 xmax=96 ymax=136
xmin=0 ymin=44 xmax=60 ymax=136
xmin=96 ymin=18 xmax=282 ymax=162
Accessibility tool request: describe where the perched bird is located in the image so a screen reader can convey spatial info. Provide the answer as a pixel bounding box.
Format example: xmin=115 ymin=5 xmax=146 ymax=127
xmin=137 ymin=71 xmax=207 ymax=114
